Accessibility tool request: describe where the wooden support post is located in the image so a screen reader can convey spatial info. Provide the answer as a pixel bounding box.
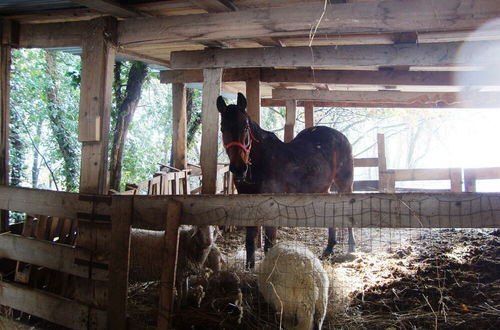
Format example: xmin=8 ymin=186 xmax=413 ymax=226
xmin=157 ymin=199 xmax=182 ymax=330
xmin=304 ymin=101 xmax=314 ymax=128
xmin=0 ymin=21 xmax=12 ymax=232
xmin=450 ymin=169 xmax=462 ymax=192
xmin=200 ymin=68 xmax=222 ymax=194
xmin=172 ymin=83 xmax=187 ymax=170
xmin=245 ymin=73 xmax=260 ymax=124
xmin=108 ymin=196 xmax=132 ymax=330
xmin=377 ymin=134 xmax=390 ymax=192
xmin=284 ymin=99 xmax=296 ymax=143
xmin=79 ymin=17 xmax=116 ymax=194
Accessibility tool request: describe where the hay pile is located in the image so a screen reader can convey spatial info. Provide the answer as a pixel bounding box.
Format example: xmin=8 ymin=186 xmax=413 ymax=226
xmin=128 ymin=229 xmax=500 ymax=329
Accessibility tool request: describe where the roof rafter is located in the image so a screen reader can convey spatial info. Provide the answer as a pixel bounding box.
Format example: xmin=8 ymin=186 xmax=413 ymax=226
xmin=70 ymin=0 xmax=144 ymax=18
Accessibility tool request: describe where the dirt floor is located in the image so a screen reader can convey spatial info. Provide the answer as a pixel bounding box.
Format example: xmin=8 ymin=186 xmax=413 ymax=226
xmin=128 ymin=227 xmax=500 ymax=329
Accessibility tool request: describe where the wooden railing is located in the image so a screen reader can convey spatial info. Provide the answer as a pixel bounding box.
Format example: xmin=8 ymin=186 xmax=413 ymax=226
xmin=464 ymin=167 xmax=500 ymax=192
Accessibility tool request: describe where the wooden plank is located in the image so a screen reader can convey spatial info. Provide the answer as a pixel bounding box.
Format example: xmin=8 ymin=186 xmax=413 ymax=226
xmin=354 ymin=158 xmax=379 ymax=167
xmin=172 ymin=83 xmax=187 ymax=170
xmin=71 ymin=0 xmax=143 ymax=18
xmin=79 ymin=17 xmax=116 ymax=194
xmin=0 ymin=233 xmax=108 ymax=281
xmin=189 ymin=0 xmax=236 ymax=12
xmin=304 ymin=101 xmax=313 ymax=128
xmin=200 ymin=68 xmax=222 ymax=194
xmin=246 ymin=74 xmax=261 ymax=124
xmin=161 ymin=67 xmax=500 ymax=87
xmin=353 ymin=180 xmax=379 ymax=192
xmin=284 ymin=99 xmax=296 ymax=143
xmin=464 ymin=167 xmax=500 ymax=192
xmin=0 ymin=21 xmax=11 ymax=232
xmin=157 ymin=199 xmax=181 ymax=330
xmin=160 ymin=68 xmax=258 ymax=84
xmin=170 ymin=42 xmax=492 ymax=70
xmin=119 ymin=0 xmax=500 ymax=47
xmin=107 ymin=196 xmax=132 ymax=330
xmin=0 ymin=280 xmax=106 ymax=330
xmin=129 ymin=193 xmax=500 ymax=229
xmin=0 ymin=186 xmax=111 ymax=219
xmin=271 ymin=89 xmax=500 ymax=108
xmin=393 ymin=168 xmax=462 ymax=182
xmin=19 ymin=21 xmax=88 ymax=48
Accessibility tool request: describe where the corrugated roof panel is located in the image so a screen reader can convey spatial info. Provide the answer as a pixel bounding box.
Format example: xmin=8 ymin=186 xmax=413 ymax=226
xmin=0 ymin=0 xmax=84 ymax=15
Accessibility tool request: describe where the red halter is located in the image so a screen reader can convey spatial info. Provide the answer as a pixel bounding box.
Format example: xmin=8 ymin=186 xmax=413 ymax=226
xmin=224 ymin=125 xmax=259 ymax=165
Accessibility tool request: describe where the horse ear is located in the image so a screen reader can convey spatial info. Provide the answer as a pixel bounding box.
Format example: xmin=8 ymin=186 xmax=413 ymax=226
xmin=237 ymin=93 xmax=247 ymax=111
xmin=217 ymin=96 xmax=227 ymax=113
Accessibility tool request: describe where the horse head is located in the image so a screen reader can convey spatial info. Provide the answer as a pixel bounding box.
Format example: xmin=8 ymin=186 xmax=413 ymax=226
xmin=217 ymin=93 xmax=253 ymax=182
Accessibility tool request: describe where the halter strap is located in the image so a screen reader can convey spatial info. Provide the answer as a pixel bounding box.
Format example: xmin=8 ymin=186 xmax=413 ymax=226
xmin=225 ymin=141 xmax=250 ymax=154
xmin=224 ymin=125 xmax=258 ymax=165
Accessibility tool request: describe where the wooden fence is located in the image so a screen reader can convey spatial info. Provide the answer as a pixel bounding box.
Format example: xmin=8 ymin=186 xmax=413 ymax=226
xmin=0 ymin=185 xmax=500 ymax=329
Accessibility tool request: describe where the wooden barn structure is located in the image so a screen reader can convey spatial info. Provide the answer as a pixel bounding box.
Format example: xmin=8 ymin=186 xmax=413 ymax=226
xmin=1 ymin=1 xmax=500 ymax=329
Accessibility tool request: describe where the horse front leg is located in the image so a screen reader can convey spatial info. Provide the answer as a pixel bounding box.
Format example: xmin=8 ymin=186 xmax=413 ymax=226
xmin=245 ymin=226 xmax=257 ymax=269
xmin=322 ymin=228 xmax=337 ymax=258
xmin=264 ymin=226 xmax=277 ymax=253
xmin=347 ymin=227 xmax=355 ymax=252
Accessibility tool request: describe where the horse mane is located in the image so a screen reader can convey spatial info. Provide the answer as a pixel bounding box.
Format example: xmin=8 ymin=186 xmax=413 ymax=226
xmin=249 ymin=120 xmax=282 ymax=144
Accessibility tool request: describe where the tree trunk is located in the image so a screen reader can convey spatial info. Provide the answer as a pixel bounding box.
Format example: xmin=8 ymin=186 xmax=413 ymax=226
xmin=186 ymin=88 xmax=201 ymax=149
xmin=44 ymin=50 xmax=79 ymax=192
xmin=31 ymin=120 xmax=42 ymax=188
xmin=109 ymin=61 xmax=149 ymax=191
xmin=9 ymin=110 xmax=24 ymax=186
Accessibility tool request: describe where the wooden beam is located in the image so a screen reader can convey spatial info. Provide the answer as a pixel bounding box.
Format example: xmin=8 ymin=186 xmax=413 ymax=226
xmin=284 ymin=99 xmax=296 ymax=143
xmin=200 ymin=68 xmax=222 ymax=194
xmin=118 ymin=0 xmax=500 ymax=47
xmin=107 ymin=196 xmax=132 ymax=330
xmin=170 ymin=42 xmax=492 ymax=70
xmin=172 ymin=83 xmax=187 ymax=170
xmin=0 ymin=233 xmax=108 ymax=281
xmin=19 ymin=21 xmax=88 ymax=48
xmin=304 ymin=101 xmax=314 ymax=128
xmin=246 ymin=74 xmax=261 ymax=124
xmin=128 ymin=193 xmax=500 ymax=229
xmin=354 ymin=158 xmax=379 ymax=168
xmin=0 ymin=280 xmax=106 ymax=330
xmin=162 ymin=68 xmax=500 ymax=87
xmin=393 ymin=168 xmax=462 ymax=181
xmin=79 ymin=18 xmax=116 ymax=194
xmin=271 ymin=89 xmax=500 ymax=108
xmin=189 ymin=0 xmax=236 ymax=12
xmin=70 ymin=0 xmax=143 ymax=18
xmin=157 ymin=199 xmax=181 ymax=330
xmin=0 ymin=20 xmax=12 ymax=232
xmin=117 ymin=48 xmax=171 ymax=68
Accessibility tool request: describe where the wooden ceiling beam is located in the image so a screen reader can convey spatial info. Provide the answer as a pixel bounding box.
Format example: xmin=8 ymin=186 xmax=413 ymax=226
xmin=169 ymin=42 xmax=488 ymax=70
xmin=270 ymin=89 xmax=500 ymax=108
xmin=118 ymin=0 xmax=500 ymax=47
xmin=189 ymin=0 xmax=237 ymax=12
xmin=160 ymin=68 xmax=500 ymax=87
xmin=70 ymin=1 xmax=144 ymax=18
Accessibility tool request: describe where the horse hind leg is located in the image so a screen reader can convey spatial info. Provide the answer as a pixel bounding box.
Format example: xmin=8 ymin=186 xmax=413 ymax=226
xmin=322 ymin=228 xmax=337 ymax=258
xmin=263 ymin=226 xmax=277 ymax=253
xmin=245 ymin=226 xmax=258 ymax=269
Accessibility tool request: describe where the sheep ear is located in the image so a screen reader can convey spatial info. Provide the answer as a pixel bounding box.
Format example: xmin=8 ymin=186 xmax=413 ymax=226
xmin=237 ymin=93 xmax=247 ymax=111
xmin=217 ymin=96 xmax=227 ymax=113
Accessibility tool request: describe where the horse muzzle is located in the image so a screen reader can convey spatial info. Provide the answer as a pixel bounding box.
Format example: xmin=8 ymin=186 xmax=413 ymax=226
xmin=230 ymin=164 xmax=248 ymax=182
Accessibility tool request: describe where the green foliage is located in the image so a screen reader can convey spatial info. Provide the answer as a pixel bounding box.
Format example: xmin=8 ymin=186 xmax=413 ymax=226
xmin=10 ymin=48 xmax=81 ymax=191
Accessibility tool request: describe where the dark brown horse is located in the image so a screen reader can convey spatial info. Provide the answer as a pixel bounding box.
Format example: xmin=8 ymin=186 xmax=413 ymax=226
xmin=218 ymin=93 xmax=354 ymax=269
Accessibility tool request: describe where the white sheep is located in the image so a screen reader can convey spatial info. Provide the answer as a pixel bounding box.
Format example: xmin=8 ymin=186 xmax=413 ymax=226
xmin=129 ymin=225 xmax=220 ymax=299
xmin=258 ymin=241 xmax=329 ymax=330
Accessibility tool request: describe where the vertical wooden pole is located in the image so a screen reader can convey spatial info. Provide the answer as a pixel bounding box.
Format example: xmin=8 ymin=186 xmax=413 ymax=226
xmin=284 ymin=99 xmax=296 ymax=143
xmin=79 ymin=17 xmax=116 ymax=195
xmin=200 ymin=68 xmax=222 ymax=194
xmin=245 ymin=73 xmax=260 ymax=124
xmin=0 ymin=20 xmax=13 ymax=232
xmin=108 ymin=196 xmax=132 ymax=330
xmin=450 ymin=168 xmax=462 ymax=192
xmin=172 ymin=83 xmax=187 ymax=170
xmin=377 ymin=133 xmax=387 ymax=172
xmin=304 ymin=101 xmax=314 ymax=128
xmin=157 ymin=199 xmax=182 ymax=330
